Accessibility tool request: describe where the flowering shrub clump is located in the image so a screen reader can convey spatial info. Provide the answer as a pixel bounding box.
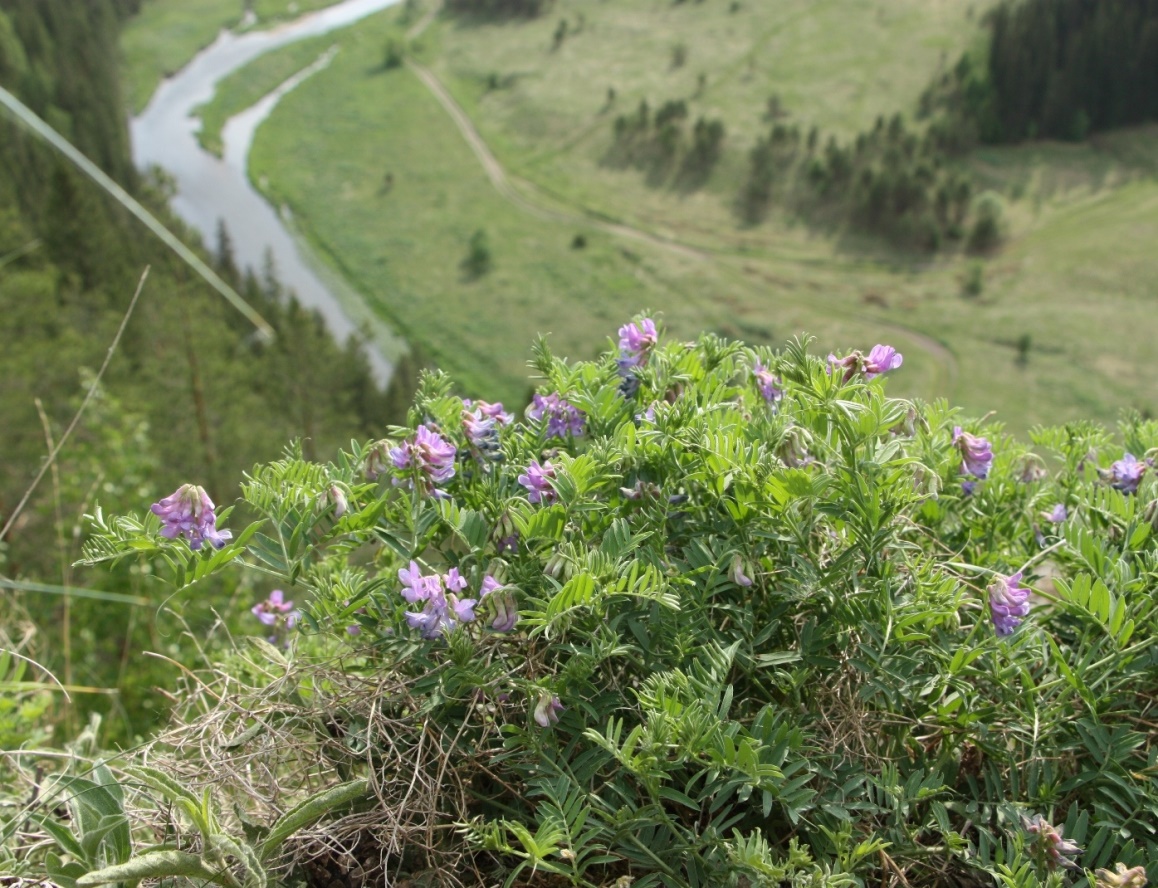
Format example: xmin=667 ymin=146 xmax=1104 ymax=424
xmin=82 ymin=324 xmax=1158 ymax=888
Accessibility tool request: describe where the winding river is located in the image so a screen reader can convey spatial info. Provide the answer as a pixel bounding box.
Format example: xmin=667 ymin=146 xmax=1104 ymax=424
xmin=130 ymin=0 xmax=403 ymax=385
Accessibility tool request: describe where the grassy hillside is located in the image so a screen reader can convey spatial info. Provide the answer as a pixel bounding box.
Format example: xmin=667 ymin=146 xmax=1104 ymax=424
xmin=207 ymin=0 xmax=1157 ymax=430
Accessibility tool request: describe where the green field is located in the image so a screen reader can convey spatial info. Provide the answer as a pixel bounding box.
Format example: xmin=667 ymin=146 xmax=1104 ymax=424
xmin=204 ymin=0 xmax=1156 ymax=429
xmin=120 ymin=0 xmax=342 ymax=112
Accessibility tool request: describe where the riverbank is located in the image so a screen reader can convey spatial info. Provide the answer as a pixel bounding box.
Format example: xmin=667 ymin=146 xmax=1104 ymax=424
xmin=130 ymin=0 xmax=408 ymax=385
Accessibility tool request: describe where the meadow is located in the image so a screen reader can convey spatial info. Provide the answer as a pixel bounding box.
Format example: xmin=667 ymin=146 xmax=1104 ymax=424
xmin=181 ymin=0 xmax=1158 ymax=429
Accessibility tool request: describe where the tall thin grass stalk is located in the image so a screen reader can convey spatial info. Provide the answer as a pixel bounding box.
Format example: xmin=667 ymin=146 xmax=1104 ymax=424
xmin=35 ymin=398 xmax=72 ymax=698
xmin=0 ymin=85 xmax=273 ymax=339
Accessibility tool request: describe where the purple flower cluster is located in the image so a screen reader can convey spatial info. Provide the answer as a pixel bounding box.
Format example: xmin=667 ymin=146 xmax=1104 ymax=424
xmin=518 ymin=459 xmax=558 ymax=504
xmin=827 ymin=344 xmax=903 ymax=383
xmin=752 ymin=360 xmax=783 ymax=406
xmin=399 ymin=562 xmax=517 ymax=639
xmin=400 ymin=561 xmax=476 ymax=639
xmin=390 ymin=425 xmax=457 ymax=493
xmin=953 ymin=426 xmax=994 ymax=481
xmin=619 ymin=318 xmax=658 ymax=360
xmin=616 ymin=318 xmax=658 ymax=399
xmin=151 ymin=484 xmax=232 ymax=550
xmin=462 ymin=400 xmax=511 ymax=462
xmin=527 ymin=393 xmax=586 ymax=438
xmin=1022 ymin=813 xmax=1082 ymax=871
xmin=989 ymin=571 xmax=1030 ymax=636
xmin=1104 ymin=453 xmax=1147 ymax=494
xmin=251 ymin=589 xmax=300 ymax=628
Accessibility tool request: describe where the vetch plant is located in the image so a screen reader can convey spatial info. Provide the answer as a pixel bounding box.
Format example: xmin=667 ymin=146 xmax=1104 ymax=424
xmin=73 ymin=323 xmax=1158 ymax=887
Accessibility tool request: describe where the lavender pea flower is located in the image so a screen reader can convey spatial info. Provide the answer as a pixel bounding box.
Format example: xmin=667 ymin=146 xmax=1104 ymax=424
xmin=527 ymin=393 xmax=586 ymax=438
xmin=1105 ymin=453 xmax=1147 ymax=494
xmin=518 ymin=459 xmax=558 ymax=504
xmin=953 ymin=426 xmax=994 ymax=480
xmin=533 ymin=693 xmax=564 ymax=728
xmin=618 ymin=318 xmax=658 ymax=361
xmin=462 ymin=399 xmax=514 ymax=426
xmin=1022 ymin=813 xmax=1082 ymax=871
xmin=989 ymin=571 xmax=1031 ymax=636
xmin=863 ymin=344 xmax=903 ymax=379
xmin=827 ymin=345 xmax=903 ymax=382
xmin=390 ymin=425 xmax=457 ymax=492
xmin=729 ymin=555 xmax=753 ymax=587
xmin=1045 ymin=504 xmax=1067 ymax=523
xmin=252 ymin=589 xmax=294 ymax=627
xmin=151 ymin=484 xmax=232 ymax=550
xmin=752 ymin=360 xmax=783 ymax=405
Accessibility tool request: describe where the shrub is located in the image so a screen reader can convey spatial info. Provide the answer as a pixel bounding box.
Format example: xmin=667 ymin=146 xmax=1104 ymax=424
xmin=463 ymin=227 xmax=492 ymax=277
xmin=963 ymin=259 xmax=985 ymax=296
xmin=968 ymin=190 xmax=1005 ymax=253
xmin=68 ymin=325 xmax=1158 ymax=887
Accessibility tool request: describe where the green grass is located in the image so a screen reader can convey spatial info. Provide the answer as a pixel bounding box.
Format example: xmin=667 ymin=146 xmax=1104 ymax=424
xmin=195 ymin=0 xmax=1157 ymax=430
xmin=194 ymin=34 xmax=334 ymax=155
xmin=120 ymin=0 xmax=343 ymax=113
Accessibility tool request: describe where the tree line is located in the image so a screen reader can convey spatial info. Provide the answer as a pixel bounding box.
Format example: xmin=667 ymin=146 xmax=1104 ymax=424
xmin=922 ymin=0 xmax=1158 ymax=144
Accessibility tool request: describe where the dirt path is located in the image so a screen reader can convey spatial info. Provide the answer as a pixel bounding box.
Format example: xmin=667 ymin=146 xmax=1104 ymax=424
xmin=406 ymin=54 xmax=958 ymax=394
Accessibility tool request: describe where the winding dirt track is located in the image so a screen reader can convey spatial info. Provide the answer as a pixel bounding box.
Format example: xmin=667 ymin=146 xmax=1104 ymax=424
xmin=405 ymin=52 xmax=958 ymax=394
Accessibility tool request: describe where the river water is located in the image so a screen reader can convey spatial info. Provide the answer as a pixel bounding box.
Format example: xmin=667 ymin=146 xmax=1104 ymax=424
xmin=130 ymin=0 xmax=403 ymax=384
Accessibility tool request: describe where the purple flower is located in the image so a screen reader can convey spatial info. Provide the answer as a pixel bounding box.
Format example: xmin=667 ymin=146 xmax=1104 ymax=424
xmin=462 ymin=407 xmax=503 ymax=462
xmin=463 ymin=399 xmax=513 ymax=426
xmin=863 ymin=344 xmax=903 ymax=379
xmin=618 ymin=318 xmax=658 ymax=360
xmin=533 ymin=693 xmax=564 ymax=728
xmin=151 ymin=484 xmax=232 ymax=550
xmin=444 ymin=567 xmax=468 ymax=592
xmin=398 ymin=563 xmax=481 ymax=639
xmin=518 ymin=459 xmax=558 ymax=504
xmin=1105 ymin=453 xmax=1146 ymax=494
xmin=252 ymin=589 xmax=294 ymax=626
xmin=953 ymin=427 xmax=994 ymax=479
xmin=398 ymin=561 xmax=442 ymax=604
xmin=752 ymin=360 xmax=783 ymax=405
xmin=527 ymin=393 xmax=586 ymax=438
xmin=390 ymin=425 xmax=457 ymax=492
xmin=990 ymin=571 xmax=1031 ymax=636
xmin=1045 ymin=504 xmax=1067 ymax=523
xmin=636 ymin=402 xmax=659 ymax=424
xmin=729 ymin=555 xmax=753 ymax=587
xmin=404 ymin=584 xmax=477 ymax=640
xmin=1022 ymin=813 xmax=1082 ymax=871
xmin=827 ymin=345 xmax=903 ymax=382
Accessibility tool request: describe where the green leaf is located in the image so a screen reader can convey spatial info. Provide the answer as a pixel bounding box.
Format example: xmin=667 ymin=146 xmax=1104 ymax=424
xmin=259 ymin=778 xmax=368 ymax=861
xmin=75 ymin=851 xmax=234 ymax=887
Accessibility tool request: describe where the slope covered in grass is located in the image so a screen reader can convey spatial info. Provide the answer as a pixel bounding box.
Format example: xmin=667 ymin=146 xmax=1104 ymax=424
xmin=215 ymin=0 xmax=1158 ymax=430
